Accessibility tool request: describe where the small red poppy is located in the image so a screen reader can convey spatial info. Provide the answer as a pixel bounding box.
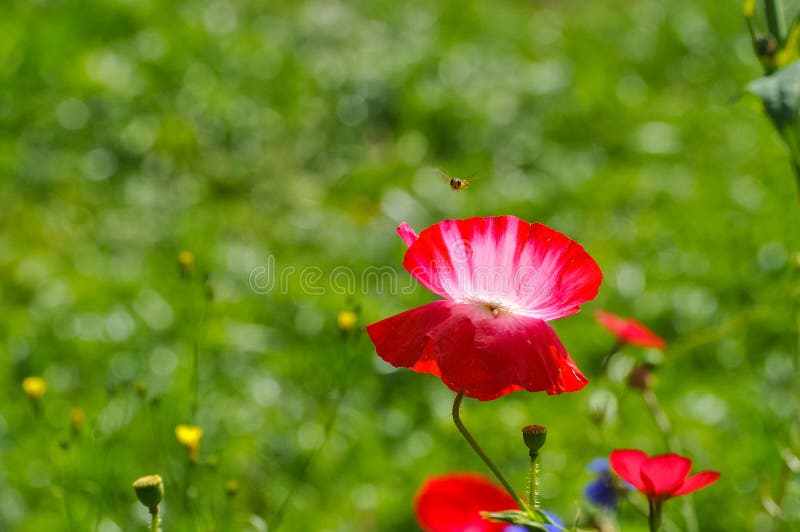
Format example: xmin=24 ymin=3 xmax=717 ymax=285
xmin=414 ymin=473 xmax=517 ymax=532
xmin=594 ymin=310 xmax=666 ymax=350
xmin=609 ymin=449 xmax=719 ymax=501
xmin=367 ymin=216 xmax=603 ymax=400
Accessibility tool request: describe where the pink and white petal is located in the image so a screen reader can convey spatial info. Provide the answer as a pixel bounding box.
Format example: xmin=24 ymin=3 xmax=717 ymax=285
xmin=472 ymin=312 xmax=588 ymax=395
xmin=640 ymin=454 xmax=692 ymax=497
xmin=671 ymin=471 xmax=720 ymax=497
xmin=396 ymin=222 xmax=419 ymax=248
xmin=514 ymin=223 xmax=602 ymax=321
xmin=366 ymin=300 xmax=456 ymax=375
xmin=403 ymin=216 xmax=530 ymax=301
xmin=609 ymin=450 xmax=649 ymax=492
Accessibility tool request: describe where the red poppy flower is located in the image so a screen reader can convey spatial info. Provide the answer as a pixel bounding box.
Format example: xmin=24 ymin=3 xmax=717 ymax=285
xmin=594 ymin=310 xmax=666 ymax=350
xmin=414 ymin=473 xmax=517 ymax=532
xmin=609 ymin=449 xmax=719 ymax=501
xmin=367 ymin=216 xmax=602 ymax=400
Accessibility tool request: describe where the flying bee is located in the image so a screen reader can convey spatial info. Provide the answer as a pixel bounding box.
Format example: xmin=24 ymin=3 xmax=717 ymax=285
xmin=438 ymin=169 xmax=476 ymax=191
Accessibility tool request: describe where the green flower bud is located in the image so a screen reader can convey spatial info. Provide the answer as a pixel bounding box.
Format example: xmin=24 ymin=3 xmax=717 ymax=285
xmin=521 ymin=425 xmax=547 ymax=457
xmin=133 ymin=475 xmax=164 ymax=511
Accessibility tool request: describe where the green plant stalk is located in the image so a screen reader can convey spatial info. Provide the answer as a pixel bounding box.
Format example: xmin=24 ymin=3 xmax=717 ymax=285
xmin=529 ymin=455 xmax=540 ymax=509
xmin=641 ymin=389 xmax=681 ymax=453
xmin=765 ymin=0 xmax=788 ymax=45
xmin=648 ymin=499 xmax=662 ymax=532
xmin=452 ymin=390 xmax=529 ymax=513
xmin=150 ymin=506 xmax=160 ymax=532
xmin=191 ymin=338 xmax=200 ymax=419
xmin=599 ymin=338 xmax=625 ymax=375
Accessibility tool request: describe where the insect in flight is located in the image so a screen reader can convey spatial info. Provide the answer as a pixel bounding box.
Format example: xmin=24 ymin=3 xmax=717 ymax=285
xmin=437 ymin=169 xmax=477 ymax=191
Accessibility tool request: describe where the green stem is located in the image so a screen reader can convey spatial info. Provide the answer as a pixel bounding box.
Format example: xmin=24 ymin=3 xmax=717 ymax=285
xmin=150 ymin=506 xmax=160 ymax=532
xmin=191 ymin=338 xmax=199 ymax=419
xmin=599 ymin=339 xmax=625 ymax=375
xmin=452 ymin=390 xmax=528 ymax=512
xmin=765 ymin=0 xmax=787 ymax=45
xmin=648 ymin=499 xmax=662 ymax=532
xmin=529 ymin=455 xmax=540 ymax=509
xmin=641 ymin=389 xmax=681 ymax=454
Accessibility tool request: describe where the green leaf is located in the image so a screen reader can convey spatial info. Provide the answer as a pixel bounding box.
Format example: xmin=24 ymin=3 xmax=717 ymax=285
xmin=747 ymin=60 xmax=800 ymax=129
xmin=481 ymin=509 xmax=560 ymax=531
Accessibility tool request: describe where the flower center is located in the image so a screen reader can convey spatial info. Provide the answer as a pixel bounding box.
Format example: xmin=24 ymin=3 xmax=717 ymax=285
xmin=476 ymin=300 xmax=513 ymax=317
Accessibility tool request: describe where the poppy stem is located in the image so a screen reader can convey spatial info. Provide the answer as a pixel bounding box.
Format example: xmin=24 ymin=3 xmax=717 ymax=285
xmin=150 ymin=506 xmax=160 ymax=532
xmin=648 ymin=498 xmax=662 ymax=532
xmin=451 ymin=390 xmax=528 ymax=512
xmin=599 ymin=338 xmax=625 ymax=375
xmin=641 ymin=389 xmax=681 ymax=454
xmin=529 ymin=455 xmax=540 ymax=509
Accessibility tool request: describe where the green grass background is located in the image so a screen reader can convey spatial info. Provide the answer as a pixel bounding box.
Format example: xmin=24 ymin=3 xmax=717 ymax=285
xmin=1 ymin=0 xmax=799 ymax=530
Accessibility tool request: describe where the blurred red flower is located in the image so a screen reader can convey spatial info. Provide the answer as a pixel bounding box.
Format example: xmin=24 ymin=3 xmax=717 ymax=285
xmin=367 ymin=216 xmax=602 ymax=400
xmin=609 ymin=449 xmax=719 ymax=501
xmin=414 ymin=473 xmax=517 ymax=532
xmin=594 ymin=310 xmax=666 ymax=350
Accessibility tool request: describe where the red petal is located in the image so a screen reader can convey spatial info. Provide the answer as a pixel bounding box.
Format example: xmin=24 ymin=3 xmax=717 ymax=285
xmin=595 ymin=310 xmax=666 ymax=350
xmin=428 ymin=305 xmax=516 ymax=400
xmin=640 ymin=454 xmax=692 ymax=497
xmin=414 ymin=473 xmax=518 ymax=532
xmin=472 ymin=312 xmax=588 ymax=395
xmin=609 ymin=449 xmax=649 ymax=493
xmin=672 ymin=471 xmax=720 ymax=497
xmin=366 ymin=301 xmax=455 ymax=376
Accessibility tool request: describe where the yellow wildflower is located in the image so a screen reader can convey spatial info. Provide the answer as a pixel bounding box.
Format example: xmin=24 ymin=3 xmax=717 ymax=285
xmin=22 ymin=377 xmax=47 ymax=400
xmin=175 ymin=424 xmax=203 ymax=462
xmin=337 ymin=310 xmax=357 ymax=331
xmin=70 ymin=408 xmax=85 ymax=435
xmin=178 ymin=250 xmax=195 ymax=278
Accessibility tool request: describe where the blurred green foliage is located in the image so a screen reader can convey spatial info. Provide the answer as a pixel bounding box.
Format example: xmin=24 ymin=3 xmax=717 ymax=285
xmin=1 ymin=0 xmax=799 ymax=530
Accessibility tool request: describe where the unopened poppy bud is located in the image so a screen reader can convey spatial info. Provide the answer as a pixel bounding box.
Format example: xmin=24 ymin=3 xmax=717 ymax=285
xmin=178 ymin=250 xmax=194 ymax=279
xmin=133 ymin=474 xmax=164 ymax=511
xmin=628 ymin=364 xmax=654 ymax=391
xmin=134 ymin=380 xmax=148 ymax=398
xmin=337 ymin=310 xmax=357 ymax=331
xmin=23 ymin=376 xmax=47 ymax=401
xmin=225 ymin=479 xmax=240 ymax=498
xmin=522 ymin=425 xmax=547 ymax=457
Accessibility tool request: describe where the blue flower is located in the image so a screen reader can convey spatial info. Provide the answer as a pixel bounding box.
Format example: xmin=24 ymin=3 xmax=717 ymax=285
xmin=584 ymin=458 xmax=623 ymax=511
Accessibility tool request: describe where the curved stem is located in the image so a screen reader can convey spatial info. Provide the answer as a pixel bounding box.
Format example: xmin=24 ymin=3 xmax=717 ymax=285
xmin=599 ymin=339 xmax=625 ymax=375
xmin=641 ymin=389 xmax=681 ymax=454
xmin=452 ymin=390 xmax=528 ymax=512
